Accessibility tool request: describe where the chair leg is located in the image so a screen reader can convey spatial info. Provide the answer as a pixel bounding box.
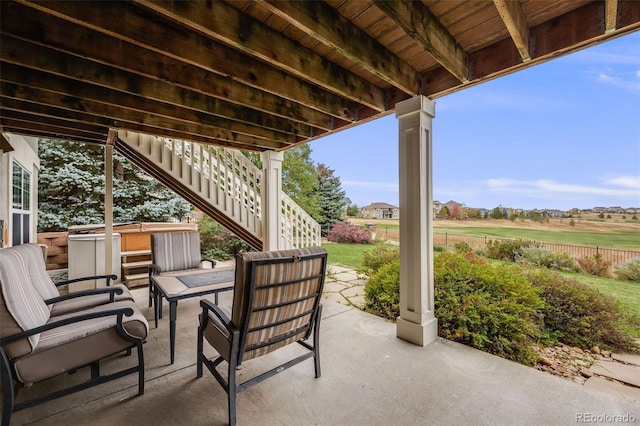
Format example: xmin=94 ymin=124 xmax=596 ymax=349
xmin=228 ymin=362 xmax=237 ymax=426
xmin=137 ymin=342 xmax=145 ymax=395
xmin=313 ymin=304 xmax=323 ymax=378
xmin=196 ymin=319 xmax=204 ymax=378
xmin=1 ymin=349 xmax=14 ymax=426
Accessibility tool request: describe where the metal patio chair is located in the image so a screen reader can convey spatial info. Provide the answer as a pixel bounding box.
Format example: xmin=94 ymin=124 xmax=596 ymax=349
xmin=196 ymin=246 xmax=327 ymax=426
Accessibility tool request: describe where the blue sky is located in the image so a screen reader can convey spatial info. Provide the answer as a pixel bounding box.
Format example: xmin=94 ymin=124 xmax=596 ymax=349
xmin=309 ymin=32 xmax=640 ymax=211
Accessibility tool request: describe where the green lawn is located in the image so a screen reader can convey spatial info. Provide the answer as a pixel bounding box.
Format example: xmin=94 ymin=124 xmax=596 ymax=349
xmin=322 ymin=242 xmax=373 ymax=269
xmin=434 ymin=226 xmax=640 ymax=248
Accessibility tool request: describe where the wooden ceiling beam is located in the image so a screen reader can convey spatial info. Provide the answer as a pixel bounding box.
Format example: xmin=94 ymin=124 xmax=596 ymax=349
xmin=135 ymin=0 xmax=386 ymax=111
xmin=12 ymin=1 xmax=367 ymax=121
xmin=0 ymin=118 xmax=105 ymax=141
xmin=0 ymin=62 xmax=295 ymax=144
xmin=1 ymin=36 xmax=312 ymax=138
xmin=21 ymin=0 xmax=384 ymax=111
xmin=0 ymin=82 xmax=287 ymax=151
xmin=256 ymin=0 xmax=419 ymax=95
xmin=493 ymin=0 xmax=531 ymax=61
xmin=1 ymin=96 xmax=282 ymax=150
xmin=0 ymin=3 xmax=339 ymax=132
xmin=372 ymin=0 xmax=469 ymax=83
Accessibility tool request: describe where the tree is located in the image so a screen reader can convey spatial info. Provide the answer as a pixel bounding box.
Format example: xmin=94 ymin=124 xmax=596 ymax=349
xmin=38 ymin=139 xmax=191 ymax=231
xmin=313 ymin=163 xmax=346 ymax=233
xmin=346 ymin=204 xmax=359 ymax=217
xmin=281 ymin=145 xmax=321 ymax=219
xmin=489 ymin=207 xmax=504 ymax=220
xmin=439 ymin=206 xmax=450 ymax=219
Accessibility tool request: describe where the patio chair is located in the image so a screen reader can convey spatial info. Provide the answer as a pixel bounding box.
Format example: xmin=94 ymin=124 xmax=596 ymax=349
xmin=11 ymin=243 xmax=133 ymax=316
xmin=149 ymin=231 xmax=234 ymax=363
xmin=0 ymin=245 xmax=148 ymax=426
xmin=196 ymin=246 xmax=327 ymax=426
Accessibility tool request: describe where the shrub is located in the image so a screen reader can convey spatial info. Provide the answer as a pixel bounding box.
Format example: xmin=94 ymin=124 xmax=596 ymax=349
xmin=359 ymin=244 xmax=399 ymax=276
xmin=198 ymin=216 xmax=248 ymax=260
xmin=434 ymin=252 xmax=543 ymax=365
xmin=516 ymin=248 xmax=580 ymax=272
xmin=454 ymin=242 xmax=472 ymax=254
xmin=615 ymin=258 xmax=640 ymax=282
xmin=486 ymin=239 xmax=538 ymax=262
xmin=326 ymin=222 xmax=371 ymax=244
xmin=524 ymin=268 xmax=637 ymax=352
xmin=577 ymin=253 xmax=611 ymax=277
xmin=364 ymin=259 xmax=400 ymax=320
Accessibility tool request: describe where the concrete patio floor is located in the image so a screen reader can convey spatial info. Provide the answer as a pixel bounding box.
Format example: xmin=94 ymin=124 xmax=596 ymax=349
xmin=9 ymin=283 xmax=640 ymax=426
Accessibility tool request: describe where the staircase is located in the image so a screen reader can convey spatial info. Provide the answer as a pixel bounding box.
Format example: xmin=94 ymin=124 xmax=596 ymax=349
xmin=115 ymin=131 xmax=320 ymax=251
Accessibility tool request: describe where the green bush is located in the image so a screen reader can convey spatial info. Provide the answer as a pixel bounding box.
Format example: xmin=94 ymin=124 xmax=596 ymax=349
xmin=364 ymin=260 xmax=400 ymax=320
xmin=359 ymin=244 xmax=399 ymax=276
xmin=614 ymin=258 xmax=640 ymax=282
xmin=454 ymin=242 xmax=472 ymax=253
xmin=434 ymin=252 xmax=543 ymax=365
xmin=516 ymin=248 xmax=580 ymax=272
xmin=198 ymin=216 xmax=248 ymax=260
xmin=524 ymin=268 xmax=637 ymax=352
xmin=577 ymin=253 xmax=611 ymax=277
xmin=486 ymin=239 xmax=538 ymax=262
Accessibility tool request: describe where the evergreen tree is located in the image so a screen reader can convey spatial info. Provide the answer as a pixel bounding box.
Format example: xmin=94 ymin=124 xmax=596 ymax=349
xmin=38 ymin=139 xmax=191 ymax=231
xmin=313 ymin=163 xmax=346 ymax=233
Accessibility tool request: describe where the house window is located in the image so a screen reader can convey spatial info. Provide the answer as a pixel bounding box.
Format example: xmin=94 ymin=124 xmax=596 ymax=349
xmin=12 ymin=161 xmax=31 ymax=246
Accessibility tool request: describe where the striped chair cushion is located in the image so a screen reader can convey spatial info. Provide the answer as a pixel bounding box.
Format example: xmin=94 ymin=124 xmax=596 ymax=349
xmin=232 ymin=246 xmax=326 ymax=362
xmin=0 ymin=247 xmax=51 ymax=354
xmin=13 ymin=243 xmax=59 ymax=301
xmin=151 ymin=232 xmax=202 ymax=273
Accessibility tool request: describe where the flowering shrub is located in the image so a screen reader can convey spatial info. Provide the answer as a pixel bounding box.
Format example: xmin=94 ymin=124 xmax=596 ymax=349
xmin=326 ymin=222 xmax=372 ymax=244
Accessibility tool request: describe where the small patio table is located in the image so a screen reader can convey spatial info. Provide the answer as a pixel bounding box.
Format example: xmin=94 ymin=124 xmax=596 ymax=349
xmin=151 ymin=266 xmax=235 ymax=363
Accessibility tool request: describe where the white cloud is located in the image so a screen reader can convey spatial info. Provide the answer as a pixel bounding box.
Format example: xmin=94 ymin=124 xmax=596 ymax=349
xmin=595 ymin=72 xmax=640 ymax=93
xmin=486 ymin=177 xmax=640 ymax=197
xmin=603 ymin=176 xmax=640 ymax=189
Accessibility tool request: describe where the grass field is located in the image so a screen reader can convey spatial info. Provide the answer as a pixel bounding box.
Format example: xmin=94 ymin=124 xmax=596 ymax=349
xmin=349 ymin=217 xmax=640 ymax=249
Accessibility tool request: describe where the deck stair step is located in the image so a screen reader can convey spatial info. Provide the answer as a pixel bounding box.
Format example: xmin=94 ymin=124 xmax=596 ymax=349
xmin=122 ymin=260 xmax=152 ymax=269
xmin=121 ymin=250 xmax=152 ymax=289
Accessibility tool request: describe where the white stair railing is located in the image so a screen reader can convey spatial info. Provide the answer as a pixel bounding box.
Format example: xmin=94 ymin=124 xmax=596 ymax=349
xmin=118 ymin=130 xmax=320 ymax=249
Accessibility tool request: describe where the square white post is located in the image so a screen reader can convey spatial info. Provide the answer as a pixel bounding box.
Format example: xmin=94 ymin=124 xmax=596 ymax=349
xmin=395 ymin=95 xmax=438 ymax=346
xmin=261 ymin=150 xmax=284 ymax=251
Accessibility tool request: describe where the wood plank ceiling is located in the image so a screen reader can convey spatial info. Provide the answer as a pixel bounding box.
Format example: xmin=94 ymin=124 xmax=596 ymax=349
xmin=1 ymin=0 xmax=639 ymax=152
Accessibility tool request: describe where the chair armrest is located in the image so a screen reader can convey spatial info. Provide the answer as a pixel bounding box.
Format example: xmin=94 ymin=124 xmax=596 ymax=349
xmin=149 ymin=264 xmax=161 ymax=276
xmin=202 ymin=259 xmax=217 ymax=268
xmin=56 ymin=274 xmax=118 ymax=288
xmin=200 ymin=299 xmax=236 ymax=336
xmin=45 ymin=286 xmax=125 ymax=305
xmin=0 ymin=306 xmax=136 ymax=346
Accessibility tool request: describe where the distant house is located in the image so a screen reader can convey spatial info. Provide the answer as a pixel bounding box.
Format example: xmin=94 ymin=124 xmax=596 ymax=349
xmin=361 ymin=202 xmax=399 ymax=220
xmin=433 ymin=200 xmax=442 ymax=217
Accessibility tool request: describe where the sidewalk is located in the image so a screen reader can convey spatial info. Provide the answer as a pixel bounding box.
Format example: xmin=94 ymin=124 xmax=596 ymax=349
xmin=321 ymin=265 xmax=368 ymax=308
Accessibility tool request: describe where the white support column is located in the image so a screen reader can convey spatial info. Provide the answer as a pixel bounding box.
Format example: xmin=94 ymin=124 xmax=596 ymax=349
xmin=261 ymin=150 xmax=284 ymax=251
xmin=395 ymin=95 xmax=438 ymax=346
xmin=104 ymin=144 xmax=113 ymax=279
